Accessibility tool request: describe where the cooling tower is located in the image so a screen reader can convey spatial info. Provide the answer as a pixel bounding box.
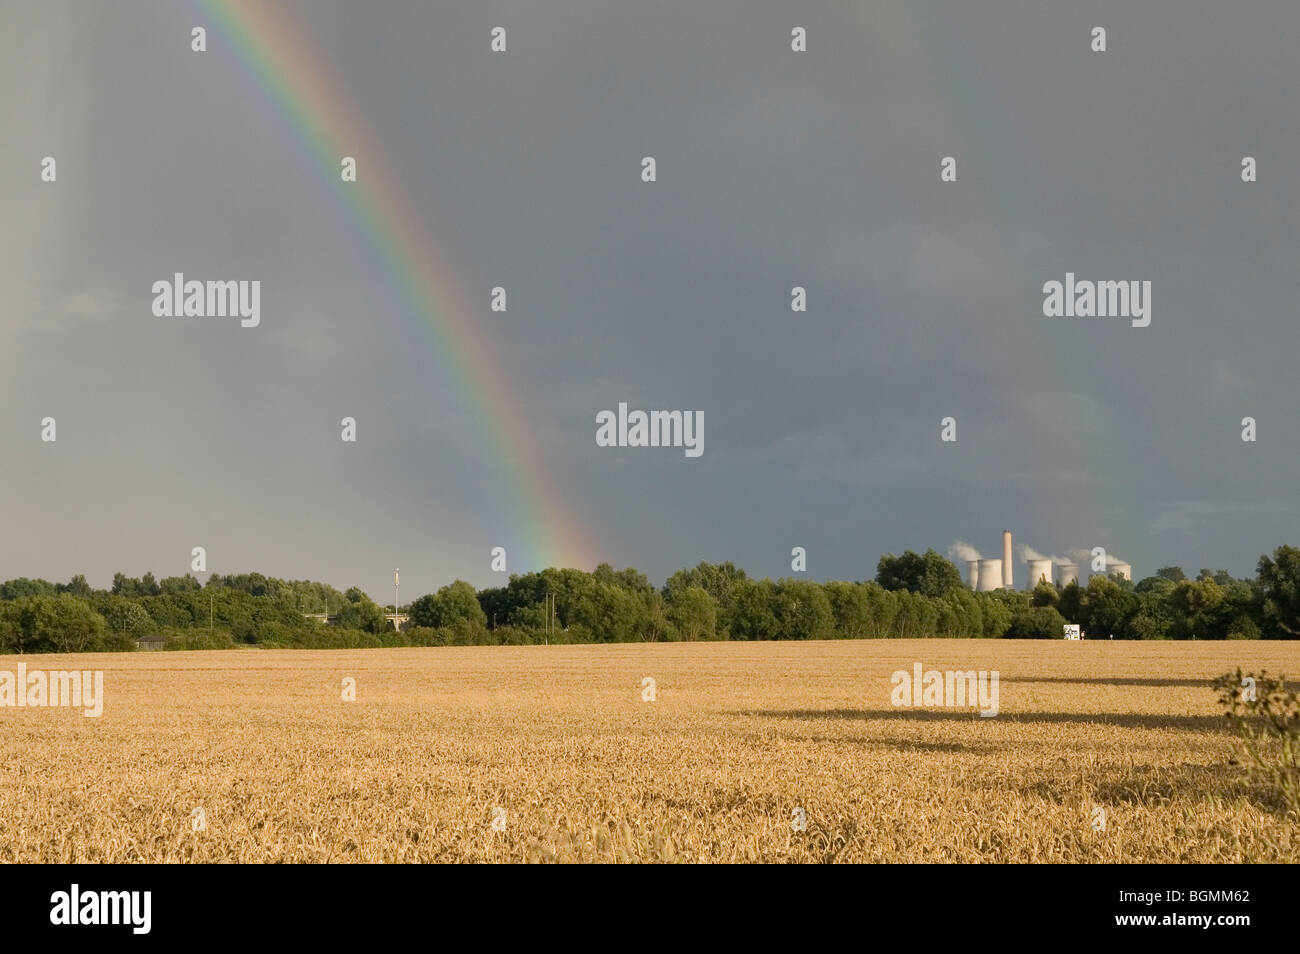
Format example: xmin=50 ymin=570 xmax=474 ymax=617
xmin=1002 ymin=531 xmax=1013 ymax=588
xmin=1056 ymin=563 xmax=1079 ymax=587
xmin=977 ymin=559 xmax=1004 ymax=591
xmin=1111 ymin=562 xmax=1132 ymax=581
xmin=967 ymin=560 xmax=980 ymax=590
xmin=1026 ymin=559 xmax=1053 ymax=589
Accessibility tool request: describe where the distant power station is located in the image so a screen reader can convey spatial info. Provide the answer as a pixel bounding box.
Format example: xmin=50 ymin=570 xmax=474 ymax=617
xmin=973 ymin=559 xmax=1002 ymax=592
xmin=955 ymin=532 xmax=1131 ymax=591
xmin=1026 ymin=558 xmax=1053 ymax=588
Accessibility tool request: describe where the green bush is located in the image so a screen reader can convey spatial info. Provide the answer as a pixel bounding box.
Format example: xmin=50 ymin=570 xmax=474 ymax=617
xmin=1005 ymin=605 xmax=1068 ymax=639
xmin=1226 ymin=617 xmax=1261 ymax=640
xmin=163 ymin=628 xmax=237 ymax=651
xmin=92 ymin=631 xmax=140 ymax=653
xmin=0 ymin=595 xmax=106 ymax=653
xmin=1215 ymin=669 xmax=1300 ymax=817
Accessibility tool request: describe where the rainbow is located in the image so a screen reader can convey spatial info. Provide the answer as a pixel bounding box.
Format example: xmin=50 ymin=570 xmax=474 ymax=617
xmin=193 ymin=0 xmax=596 ymax=571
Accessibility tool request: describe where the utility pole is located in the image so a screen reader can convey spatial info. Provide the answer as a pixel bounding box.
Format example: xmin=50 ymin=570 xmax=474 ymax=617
xmin=209 ymin=593 xmax=214 ymax=636
xmin=394 ymin=568 xmax=400 ymax=630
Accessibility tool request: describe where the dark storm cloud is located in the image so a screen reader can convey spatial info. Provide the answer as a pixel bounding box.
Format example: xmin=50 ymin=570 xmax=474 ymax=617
xmin=2 ymin=0 xmax=1296 ymax=597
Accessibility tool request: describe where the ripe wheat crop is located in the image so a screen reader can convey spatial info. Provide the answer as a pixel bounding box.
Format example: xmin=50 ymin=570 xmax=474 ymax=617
xmin=1 ymin=640 xmax=1295 ymax=862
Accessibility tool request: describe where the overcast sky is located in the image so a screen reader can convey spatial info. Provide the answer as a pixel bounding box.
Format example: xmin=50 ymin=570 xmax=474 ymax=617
xmin=2 ymin=0 xmax=1297 ymax=599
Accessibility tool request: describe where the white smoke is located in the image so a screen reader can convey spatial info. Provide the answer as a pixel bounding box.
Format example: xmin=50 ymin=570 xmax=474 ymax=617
xmin=1067 ymin=547 xmax=1126 ymax=566
xmin=948 ymin=540 xmax=982 ymax=562
xmin=1017 ymin=543 xmax=1062 ymax=563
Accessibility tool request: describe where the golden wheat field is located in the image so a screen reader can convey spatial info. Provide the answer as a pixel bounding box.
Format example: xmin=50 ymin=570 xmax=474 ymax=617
xmin=0 ymin=640 xmax=1297 ymax=863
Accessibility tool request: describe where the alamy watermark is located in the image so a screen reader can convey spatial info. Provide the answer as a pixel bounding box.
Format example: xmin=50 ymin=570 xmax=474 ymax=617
xmin=0 ymin=664 xmax=103 ymax=717
xmin=595 ymin=403 xmax=703 ymax=458
xmin=1042 ymin=272 xmax=1150 ymax=328
xmin=50 ymin=885 xmax=150 ymax=934
xmin=152 ymin=273 xmax=260 ymax=327
xmin=890 ymin=662 xmax=999 ymax=718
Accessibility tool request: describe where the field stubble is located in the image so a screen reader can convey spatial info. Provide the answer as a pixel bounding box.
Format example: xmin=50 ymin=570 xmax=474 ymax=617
xmin=1 ymin=639 xmax=1296 ymax=862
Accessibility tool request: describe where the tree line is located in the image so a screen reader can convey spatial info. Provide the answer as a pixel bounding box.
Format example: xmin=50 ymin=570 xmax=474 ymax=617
xmin=0 ymin=546 xmax=1297 ymax=653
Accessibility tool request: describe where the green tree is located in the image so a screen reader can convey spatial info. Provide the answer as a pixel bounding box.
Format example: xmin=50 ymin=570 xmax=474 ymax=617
xmin=1168 ymin=578 xmax=1224 ymax=639
xmin=101 ymin=598 xmax=157 ymax=637
xmin=0 ymin=603 xmax=23 ymax=653
xmin=983 ymin=599 xmax=1012 ymax=637
xmin=1029 ymin=580 xmax=1059 ymax=608
xmin=941 ymin=587 xmax=985 ymax=638
xmin=1135 ymin=576 xmax=1175 ymax=596
xmin=771 ymin=580 xmax=835 ymax=640
xmin=159 ymin=575 xmax=201 ymax=596
xmin=5 ymin=595 xmax=107 ymax=653
xmin=111 ymin=573 xmax=138 ymax=597
xmin=824 ymin=581 xmax=875 ymax=639
xmin=1 ymin=578 xmax=58 ymax=600
xmin=663 ymin=562 xmax=748 ymax=632
xmin=666 ymin=585 xmax=717 ymax=641
xmin=409 ymin=581 xmax=488 ymax=629
xmin=891 ymin=590 xmax=939 ymax=638
xmin=876 ymin=549 xmax=964 ymax=598
xmin=1258 ymin=546 xmax=1300 ymax=637
xmin=727 ymin=579 xmax=779 ymax=640
xmin=1127 ymin=585 xmax=1176 ymax=640
xmin=63 ymin=574 xmax=94 ymax=598
xmin=567 ymin=580 xmax=644 ymax=642
xmin=643 ymin=591 xmax=673 ymax=642
xmin=1225 ymin=617 xmax=1261 ymax=640
xmin=335 ymin=589 xmax=386 ymax=634
xmin=1005 ymin=605 xmax=1067 ymax=639
xmin=1058 ymin=580 xmax=1084 ymax=623
xmin=1081 ymin=576 xmax=1140 ymax=639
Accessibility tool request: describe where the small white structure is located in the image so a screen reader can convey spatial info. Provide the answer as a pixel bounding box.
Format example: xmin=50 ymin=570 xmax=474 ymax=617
xmin=1063 ymin=624 xmax=1082 ymax=640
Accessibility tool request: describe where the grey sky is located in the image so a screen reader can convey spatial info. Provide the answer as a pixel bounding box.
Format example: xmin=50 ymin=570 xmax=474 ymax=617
xmin=2 ymin=0 xmax=1297 ymax=600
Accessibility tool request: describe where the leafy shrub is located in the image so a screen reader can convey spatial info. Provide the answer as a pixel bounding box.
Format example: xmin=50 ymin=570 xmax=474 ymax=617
xmin=1005 ymin=605 xmax=1067 ymax=639
xmin=1215 ymin=669 xmax=1300 ymax=817
xmin=163 ymin=628 xmax=237 ymax=651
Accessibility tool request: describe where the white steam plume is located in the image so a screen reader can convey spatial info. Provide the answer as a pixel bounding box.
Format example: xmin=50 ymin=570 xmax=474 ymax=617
xmin=1017 ymin=543 xmax=1062 ymax=563
xmin=1067 ymin=547 xmax=1126 ymax=566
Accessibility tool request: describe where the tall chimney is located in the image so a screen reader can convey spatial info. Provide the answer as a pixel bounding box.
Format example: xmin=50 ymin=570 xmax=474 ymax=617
xmin=1002 ymin=530 xmax=1013 ymax=588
